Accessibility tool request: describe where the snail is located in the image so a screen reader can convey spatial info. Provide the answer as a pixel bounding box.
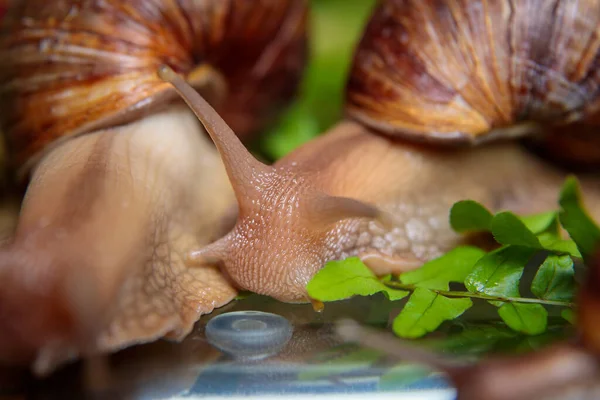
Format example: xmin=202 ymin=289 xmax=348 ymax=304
xmin=159 ymin=0 xmax=600 ymax=307
xmin=0 ymin=0 xmax=308 ymax=375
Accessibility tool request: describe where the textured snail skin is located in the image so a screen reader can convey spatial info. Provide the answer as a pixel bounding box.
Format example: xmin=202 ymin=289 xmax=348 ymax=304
xmin=0 ymin=106 xmax=237 ymax=375
xmin=160 ymin=68 xmax=600 ymax=304
xmin=169 ymin=0 xmax=600 ymax=304
xmin=0 ymin=0 xmax=308 ymax=173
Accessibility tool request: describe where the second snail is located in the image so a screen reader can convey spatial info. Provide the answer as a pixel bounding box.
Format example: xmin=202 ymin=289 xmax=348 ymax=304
xmin=2 ymin=0 xmax=600 ymax=377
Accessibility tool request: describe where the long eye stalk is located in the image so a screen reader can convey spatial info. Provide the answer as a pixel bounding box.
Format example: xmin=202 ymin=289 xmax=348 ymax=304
xmin=158 ymin=65 xmax=271 ymax=201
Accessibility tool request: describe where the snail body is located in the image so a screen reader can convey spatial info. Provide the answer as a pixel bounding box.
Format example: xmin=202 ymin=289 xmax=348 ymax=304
xmin=0 ymin=106 xmax=237 ymax=374
xmin=162 ymin=0 xmax=600 ymax=304
xmin=0 ymin=0 xmax=308 ymax=374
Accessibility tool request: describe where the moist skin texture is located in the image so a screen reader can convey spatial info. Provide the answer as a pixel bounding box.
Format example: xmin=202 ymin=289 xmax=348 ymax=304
xmin=192 ymin=119 xmax=600 ymax=304
xmin=0 ymin=105 xmax=236 ymax=376
xmin=287 ymin=121 xmax=600 ymax=273
xmin=157 ymin=70 xmax=600 ymax=306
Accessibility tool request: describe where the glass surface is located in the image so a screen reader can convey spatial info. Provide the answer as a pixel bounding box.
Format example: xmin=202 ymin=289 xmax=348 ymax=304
xmin=0 ymin=295 xmax=458 ymax=400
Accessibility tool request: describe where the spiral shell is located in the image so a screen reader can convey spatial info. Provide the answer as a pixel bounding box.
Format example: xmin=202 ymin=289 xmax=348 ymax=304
xmin=0 ymin=0 xmax=308 ymax=172
xmin=346 ymin=0 xmax=600 ymax=145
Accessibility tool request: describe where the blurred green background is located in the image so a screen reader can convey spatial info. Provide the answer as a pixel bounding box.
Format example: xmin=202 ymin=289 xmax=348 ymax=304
xmin=256 ymin=0 xmax=377 ymax=160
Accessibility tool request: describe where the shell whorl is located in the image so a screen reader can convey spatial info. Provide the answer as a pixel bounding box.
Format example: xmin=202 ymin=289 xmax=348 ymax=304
xmin=0 ymin=0 xmax=308 ymax=172
xmin=346 ymin=0 xmax=600 ymax=145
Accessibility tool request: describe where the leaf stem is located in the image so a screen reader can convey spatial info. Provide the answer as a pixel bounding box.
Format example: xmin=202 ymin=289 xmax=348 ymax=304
xmin=383 ymin=282 xmax=574 ymax=308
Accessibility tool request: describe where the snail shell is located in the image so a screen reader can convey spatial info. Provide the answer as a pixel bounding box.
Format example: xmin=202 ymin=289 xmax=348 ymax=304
xmin=0 ymin=0 xmax=308 ymax=174
xmin=346 ymin=0 xmax=600 ymax=146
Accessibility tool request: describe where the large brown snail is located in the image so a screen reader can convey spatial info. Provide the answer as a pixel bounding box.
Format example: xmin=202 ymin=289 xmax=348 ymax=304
xmin=0 ymin=0 xmax=308 ymax=375
xmin=3 ymin=0 xmax=600 ymax=379
xmin=160 ymin=0 xmax=600 ymax=308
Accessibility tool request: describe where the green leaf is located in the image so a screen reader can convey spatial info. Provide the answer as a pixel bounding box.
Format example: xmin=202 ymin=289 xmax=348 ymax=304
xmin=497 ymin=303 xmax=547 ymax=335
xmin=559 ymin=177 xmax=600 ymax=262
xmin=449 ymin=200 xmax=493 ymax=233
xmin=491 ymin=212 xmax=541 ymax=248
xmin=491 ymin=211 xmax=581 ymax=258
xmin=561 ymin=308 xmax=576 ymax=325
xmin=537 ymin=235 xmax=582 ymax=258
xmin=465 ymin=246 xmax=536 ymax=298
xmin=399 ymin=246 xmax=485 ymax=290
xmin=392 ymin=288 xmax=472 ymax=339
xmin=306 ymin=257 xmax=408 ymax=301
xmin=531 ymin=254 xmax=576 ymax=302
xmin=520 ymin=211 xmax=559 ymax=235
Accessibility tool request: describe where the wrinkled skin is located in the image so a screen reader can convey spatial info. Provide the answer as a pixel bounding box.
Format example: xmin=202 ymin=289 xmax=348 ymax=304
xmin=0 ymin=105 xmax=237 ymax=375
xmin=159 ymin=67 xmax=600 ymax=306
xmin=159 ymin=70 xmax=600 ymax=305
xmin=181 ymin=104 xmax=600 ymax=303
xmin=223 ymin=122 xmax=600 ymax=302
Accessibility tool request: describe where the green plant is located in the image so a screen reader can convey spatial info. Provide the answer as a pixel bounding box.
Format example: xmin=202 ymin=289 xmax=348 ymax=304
xmin=307 ymin=177 xmax=599 ymax=338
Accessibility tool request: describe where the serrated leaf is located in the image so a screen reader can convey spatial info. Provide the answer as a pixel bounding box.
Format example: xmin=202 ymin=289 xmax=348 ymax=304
xmin=559 ymin=177 xmax=600 ymax=262
xmin=497 ymin=303 xmax=547 ymax=335
xmin=531 ymin=254 xmax=576 ymax=302
xmin=520 ymin=211 xmax=559 ymax=235
xmin=465 ymin=246 xmax=536 ymax=298
xmin=561 ymin=308 xmax=576 ymax=325
xmin=492 ymin=212 xmax=541 ymax=248
xmin=449 ymin=200 xmax=493 ymax=233
xmin=399 ymin=246 xmax=485 ymax=290
xmin=392 ymin=288 xmax=472 ymax=339
xmin=306 ymin=257 xmax=408 ymax=301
